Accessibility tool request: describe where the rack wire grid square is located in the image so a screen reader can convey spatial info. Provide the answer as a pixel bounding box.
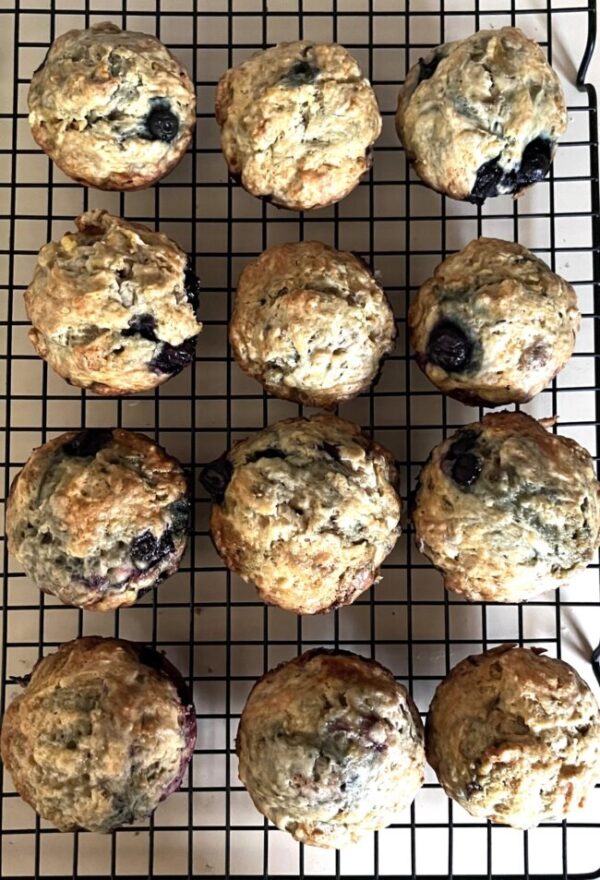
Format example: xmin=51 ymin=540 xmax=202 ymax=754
xmin=0 ymin=0 xmax=599 ymax=878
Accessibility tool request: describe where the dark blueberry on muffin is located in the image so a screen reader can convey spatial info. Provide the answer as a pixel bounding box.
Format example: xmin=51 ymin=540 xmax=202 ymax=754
xmin=200 ymin=455 xmax=233 ymax=502
xmin=169 ymin=498 xmax=191 ymax=534
xmin=123 ymin=314 xmax=158 ymax=341
xmin=427 ymin=320 xmax=473 ymax=372
xmin=450 ymin=453 xmax=482 ymax=488
xmin=150 ymin=337 xmax=197 ymax=375
xmin=246 ymin=448 xmax=288 ymax=463
xmin=469 ymin=139 xmax=552 ymax=204
xmin=469 ymin=157 xmax=506 ymax=204
xmin=282 ymin=60 xmax=320 ymax=86
xmin=417 ymin=53 xmax=442 ymax=84
xmin=146 ymin=101 xmax=180 ymax=143
xmin=184 ymin=258 xmax=201 ymax=312
xmin=131 ymin=530 xmax=175 ymax=570
xmin=442 ymin=430 xmax=482 ymax=488
xmin=63 ymin=428 xmax=114 ymax=458
xmin=516 ymin=136 xmax=553 ymax=187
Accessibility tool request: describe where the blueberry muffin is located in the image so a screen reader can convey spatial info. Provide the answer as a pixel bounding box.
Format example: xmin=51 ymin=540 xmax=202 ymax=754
xmin=1 ymin=637 xmax=196 ymax=832
xmin=200 ymin=415 xmax=401 ymax=614
xmin=28 ymin=22 xmax=196 ymax=190
xmin=216 ymin=41 xmax=381 ymax=211
xmin=237 ymin=649 xmax=425 ymax=847
xmin=230 ymin=241 xmax=396 ymax=408
xmin=396 ymin=28 xmax=567 ymax=203
xmin=412 ymin=412 xmax=600 ymax=603
xmin=25 ymin=211 xmax=202 ymax=395
xmin=6 ymin=429 xmax=190 ymax=610
xmin=427 ymin=644 xmax=600 ymax=829
xmin=409 ymin=238 xmax=579 ymax=406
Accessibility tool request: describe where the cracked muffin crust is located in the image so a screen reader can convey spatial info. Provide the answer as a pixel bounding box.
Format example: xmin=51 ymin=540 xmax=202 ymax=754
xmin=6 ymin=428 xmax=190 ymax=611
xmin=200 ymin=415 xmax=401 ymax=614
xmin=396 ymin=27 xmax=567 ymax=203
xmin=0 ymin=637 xmax=197 ymax=832
xmin=409 ymin=238 xmax=579 ymax=407
xmin=237 ymin=649 xmax=425 ymax=847
xmin=229 ymin=241 xmax=396 ymax=408
xmin=28 ymin=22 xmax=196 ymax=190
xmin=412 ymin=412 xmax=600 ymax=603
xmin=427 ymin=644 xmax=600 ymax=829
xmin=215 ymin=41 xmax=381 ymax=211
xmin=25 ymin=211 xmax=202 ymax=395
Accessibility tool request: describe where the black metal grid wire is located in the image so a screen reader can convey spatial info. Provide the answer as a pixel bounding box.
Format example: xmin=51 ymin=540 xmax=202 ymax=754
xmin=0 ymin=1 xmax=599 ymax=878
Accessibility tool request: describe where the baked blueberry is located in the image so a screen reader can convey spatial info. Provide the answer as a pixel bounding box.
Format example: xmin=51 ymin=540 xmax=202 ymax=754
xmin=25 ymin=211 xmax=202 ymax=395
xmin=469 ymin=158 xmax=506 ymax=204
xmin=282 ymin=60 xmax=320 ymax=86
xmin=28 ymin=23 xmax=196 ymax=190
xmin=412 ymin=412 xmax=600 ymax=602
xmin=123 ymin=314 xmax=158 ymax=341
xmin=427 ymin=320 xmax=473 ymax=372
xmin=442 ymin=430 xmax=483 ymax=488
xmin=150 ymin=337 xmax=197 ymax=375
xmin=63 ymin=428 xmax=114 ymax=458
xmin=417 ymin=53 xmax=441 ymax=84
xmin=200 ymin=455 xmax=233 ymax=502
xmin=146 ymin=102 xmax=179 ymax=143
xmin=184 ymin=258 xmax=201 ymax=311
xmin=410 ymin=238 xmax=579 ymax=406
xmin=169 ymin=498 xmax=191 ymax=534
xmin=246 ymin=448 xmax=288 ymax=463
xmin=516 ymin=136 xmax=553 ymax=187
xmin=6 ymin=429 xmax=189 ymax=610
xmin=396 ymin=28 xmax=567 ymax=202
xmin=1 ymin=637 xmax=197 ymax=832
xmin=450 ymin=453 xmax=482 ymax=488
xmin=131 ymin=530 xmax=175 ymax=569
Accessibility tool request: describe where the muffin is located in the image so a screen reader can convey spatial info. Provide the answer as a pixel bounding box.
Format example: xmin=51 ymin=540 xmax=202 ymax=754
xmin=230 ymin=241 xmax=396 ymax=408
xmin=28 ymin=22 xmax=196 ymax=190
xmin=25 ymin=211 xmax=202 ymax=395
xmin=1 ymin=637 xmax=197 ymax=832
xmin=427 ymin=644 xmax=600 ymax=829
xmin=200 ymin=415 xmax=401 ymax=614
xmin=6 ymin=428 xmax=190 ymax=610
xmin=412 ymin=412 xmax=600 ymax=603
xmin=409 ymin=238 xmax=579 ymax=406
xmin=396 ymin=28 xmax=567 ymax=203
xmin=215 ymin=41 xmax=381 ymax=210
xmin=237 ymin=649 xmax=425 ymax=847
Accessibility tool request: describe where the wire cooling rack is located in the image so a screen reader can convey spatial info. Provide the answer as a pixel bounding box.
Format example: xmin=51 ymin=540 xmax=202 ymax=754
xmin=0 ymin=1 xmax=599 ymax=878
